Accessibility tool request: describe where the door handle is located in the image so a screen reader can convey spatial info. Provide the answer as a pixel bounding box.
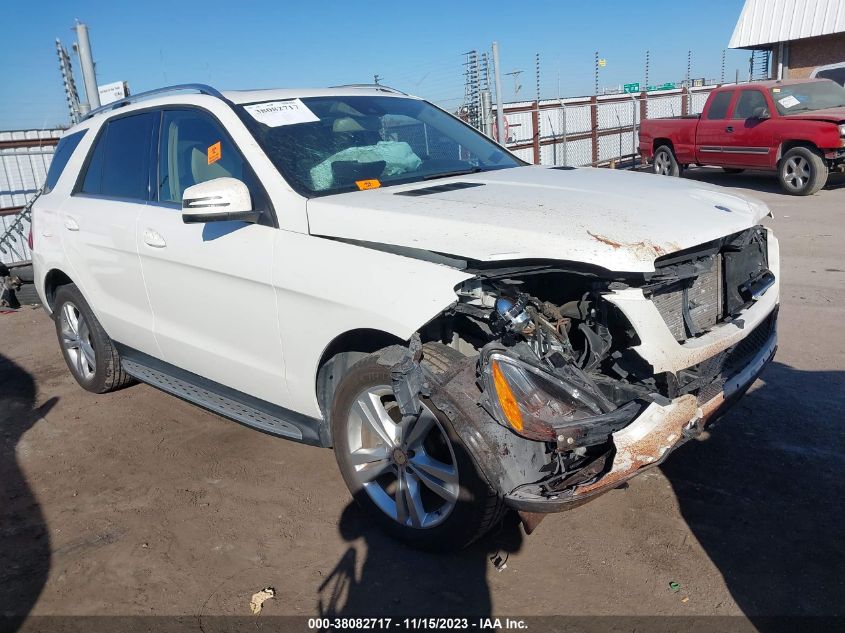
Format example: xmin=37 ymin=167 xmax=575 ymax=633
xmin=725 ymin=126 xmax=734 ymax=133
xmin=143 ymin=228 xmax=167 ymax=248
xmin=64 ymin=216 xmax=79 ymax=231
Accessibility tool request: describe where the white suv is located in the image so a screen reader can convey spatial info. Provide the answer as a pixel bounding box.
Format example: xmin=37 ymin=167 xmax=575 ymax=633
xmin=32 ymin=84 xmax=779 ymax=549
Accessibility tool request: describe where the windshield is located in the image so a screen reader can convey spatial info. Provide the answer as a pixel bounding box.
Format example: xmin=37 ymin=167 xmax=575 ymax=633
xmin=769 ymin=81 xmax=845 ymax=115
xmin=236 ymin=95 xmax=522 ymax=197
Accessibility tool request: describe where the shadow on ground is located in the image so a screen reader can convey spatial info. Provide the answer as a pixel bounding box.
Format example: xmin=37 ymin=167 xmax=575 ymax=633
xmin=0 ymin=354 xmax=56 ymax=629
xmin=317 ymin=503 xmax=523 ymax=619
xmin=681 ymin=168 xmax=845 ymax=195
xmin=663 ymin=361 xmax=845 ymax=628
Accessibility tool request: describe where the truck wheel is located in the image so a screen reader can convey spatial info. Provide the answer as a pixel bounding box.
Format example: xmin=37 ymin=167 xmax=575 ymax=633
xmin=653 ymin=145 xmax=682 ymax=177
xmin=778 ymin=147 xmax=828 ymax=195
xmin=53 ymin=284 xmax=133 ymax=393
xmin=722 ymin=168 xmax=745 ymax=174
xmin=330 ymin=347 xmax=505 ymax=551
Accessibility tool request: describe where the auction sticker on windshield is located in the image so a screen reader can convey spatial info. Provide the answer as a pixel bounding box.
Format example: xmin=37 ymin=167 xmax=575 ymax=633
xmin=244 ymin=99 xmax=319 ymax=127
xmin=778 ymin=95 xmax=801 ymax=109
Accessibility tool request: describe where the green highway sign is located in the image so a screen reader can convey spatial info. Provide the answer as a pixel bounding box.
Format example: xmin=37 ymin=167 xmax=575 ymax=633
xmin=623 ymin=82 xmax=640 ymax=93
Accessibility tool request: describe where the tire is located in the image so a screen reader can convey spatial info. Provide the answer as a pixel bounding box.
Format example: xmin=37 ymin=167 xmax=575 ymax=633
xmin=721 ymin=167 xmax=745 ymax=174
xmin=330 ymin=345 xmax=505 ymax=551
xmin=778 ymin=146 xmax=828 ymax=195
xmin=652 ymin=144 xmax=683 ymax=177
xmin=53 ymin=284 xmax=133 ymax=393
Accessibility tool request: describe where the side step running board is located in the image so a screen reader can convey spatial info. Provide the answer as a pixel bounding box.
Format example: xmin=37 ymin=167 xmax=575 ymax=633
xmin=119 ymin=349 xmax=327 ymax=447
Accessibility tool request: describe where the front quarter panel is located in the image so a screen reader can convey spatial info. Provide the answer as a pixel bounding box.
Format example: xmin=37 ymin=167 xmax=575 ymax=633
xmin=271 ymin=230 xmax=472 ymax=417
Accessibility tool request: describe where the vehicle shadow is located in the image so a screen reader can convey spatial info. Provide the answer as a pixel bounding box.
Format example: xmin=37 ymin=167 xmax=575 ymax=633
xmin=317 ymin=501 xmax=523 ymax=620
xmin=681 ymin=167 xmax=845 ymax=194
xmin=0 ymin=353 xmax=56 ymax=631
xmin=662 ymin=361 xmax=845 ymax=628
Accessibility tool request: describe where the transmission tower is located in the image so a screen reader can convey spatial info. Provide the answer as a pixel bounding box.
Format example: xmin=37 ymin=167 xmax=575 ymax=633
xmin=56 ymin=38 xmax=81 ymax=124
xmin=462 ymin=50 xmax=481 ymax=129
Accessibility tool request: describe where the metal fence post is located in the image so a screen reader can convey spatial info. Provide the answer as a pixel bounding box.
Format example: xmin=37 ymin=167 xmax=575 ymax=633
xmin=590 ymin=95 xmax=598 ymax=165
xmin=532 ymin=103 xmax=541 ymax=165
xmin=561 ymin=102 xmax=568 ymax=166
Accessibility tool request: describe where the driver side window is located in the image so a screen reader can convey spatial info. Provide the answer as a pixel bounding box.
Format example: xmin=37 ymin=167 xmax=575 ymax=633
xmin=733 ymin=91 xmax=768 ymax=119
xmin=158 ymin=110 xmax=245 ymax=203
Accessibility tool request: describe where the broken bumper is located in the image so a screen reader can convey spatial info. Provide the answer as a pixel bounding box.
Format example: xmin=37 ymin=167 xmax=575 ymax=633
xmin=503 ymin=326 xmax=777 ymax=513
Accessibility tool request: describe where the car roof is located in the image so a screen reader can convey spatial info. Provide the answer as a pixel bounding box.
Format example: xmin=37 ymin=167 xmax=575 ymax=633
xmin=222 ymin=86 xmax=417 ymax=104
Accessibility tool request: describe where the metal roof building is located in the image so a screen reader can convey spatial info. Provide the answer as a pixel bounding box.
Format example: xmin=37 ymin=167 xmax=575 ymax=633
xmin=729 ymin=0 xmax=845 ymax=81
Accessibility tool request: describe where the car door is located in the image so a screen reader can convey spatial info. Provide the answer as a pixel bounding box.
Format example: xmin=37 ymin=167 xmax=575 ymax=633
xmin=59 ymin=111 xmax=159 ymax=355
xmin=695 ymin=89 xmax=735 ymax=165
xmin=136 ymin=107 xmax=289 ymax=407
xmin=721 ymin=88 xmax=774 ymax=168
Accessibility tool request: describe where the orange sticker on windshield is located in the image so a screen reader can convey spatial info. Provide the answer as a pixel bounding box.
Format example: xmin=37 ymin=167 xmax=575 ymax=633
xmin=355 ymin=179 xmax=381 ymax=190
xmin=207 ymin=141 xmax=222 ymax=165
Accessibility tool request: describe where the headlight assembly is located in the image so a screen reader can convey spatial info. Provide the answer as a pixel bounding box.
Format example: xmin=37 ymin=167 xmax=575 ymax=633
xmin=481 ymin=351 xmax=610 ymax=442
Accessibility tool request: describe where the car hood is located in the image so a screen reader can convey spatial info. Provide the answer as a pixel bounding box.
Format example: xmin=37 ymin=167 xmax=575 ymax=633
xmin=306 ymin=166 xmax=772 ymax=273
xmin=782 ymin=106 xmax=845 ymax=123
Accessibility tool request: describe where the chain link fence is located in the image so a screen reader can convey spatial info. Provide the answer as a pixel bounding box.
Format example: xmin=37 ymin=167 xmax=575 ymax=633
xmin=492 ymin=85 xmax=719 ymax=167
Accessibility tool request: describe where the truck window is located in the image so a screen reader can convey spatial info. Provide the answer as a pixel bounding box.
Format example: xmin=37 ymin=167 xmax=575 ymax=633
xmin=80 ymin=112 xmax=156 ymax=200
xmin=706 ymin=91 xmax=733 ymax=119
xmin=733 ymin=90 xmax=768 ymax=119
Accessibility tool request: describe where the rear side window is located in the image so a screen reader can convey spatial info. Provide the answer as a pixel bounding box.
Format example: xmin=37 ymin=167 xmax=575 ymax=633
xmin=81 ymin=112 xmax=156 ymax=200
xmin=43 ymin=130 xmax=86 ymax=194
xmin=706 ymin=91 xmax=734 ymax=119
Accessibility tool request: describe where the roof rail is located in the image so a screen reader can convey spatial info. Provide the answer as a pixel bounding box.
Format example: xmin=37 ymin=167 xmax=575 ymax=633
xmin=84 ymin=83 xmax=226 ymax=120
xmin=329 ymin=83 xmax=406 ymax=95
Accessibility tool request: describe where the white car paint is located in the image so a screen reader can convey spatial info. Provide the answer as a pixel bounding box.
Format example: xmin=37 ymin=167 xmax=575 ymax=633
xmin=32 ymin=85 xmax=778 ymax=428
xmin=307 ymin=165 xmax=772 ymax=273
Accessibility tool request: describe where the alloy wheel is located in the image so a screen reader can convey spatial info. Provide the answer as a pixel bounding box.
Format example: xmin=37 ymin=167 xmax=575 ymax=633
xmin=346 ymin=386 xmax=459 ymax=529
xmin=654 ymin=150 xmax=671 ymax=175
xmin=783 ymin=156 xmax=810 ymax=192
xmin=59 ymin=301 xmax=96 ymax=381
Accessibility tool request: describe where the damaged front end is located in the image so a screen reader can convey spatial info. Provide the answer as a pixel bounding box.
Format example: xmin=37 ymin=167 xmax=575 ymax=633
xmin=416 ymin=225 xmax=779 ymax=525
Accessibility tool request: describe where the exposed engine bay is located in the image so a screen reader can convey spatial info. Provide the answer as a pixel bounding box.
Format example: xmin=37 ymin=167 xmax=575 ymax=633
xmin=412 ymin=225 xmax=778 ymax=512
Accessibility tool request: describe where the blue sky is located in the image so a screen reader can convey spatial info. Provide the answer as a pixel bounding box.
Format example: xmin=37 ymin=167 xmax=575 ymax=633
xmin=0 ymin=0 xmax=751 ymax=129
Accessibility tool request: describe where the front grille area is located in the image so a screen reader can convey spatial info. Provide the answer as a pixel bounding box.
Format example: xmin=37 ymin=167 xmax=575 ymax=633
xmin=679 ymin=310 xmax=777 ymax=404
xmin=651 ymin=260 xmax=722 ymax=341
xmin=649 ymin=227 xmax=769 ymax=342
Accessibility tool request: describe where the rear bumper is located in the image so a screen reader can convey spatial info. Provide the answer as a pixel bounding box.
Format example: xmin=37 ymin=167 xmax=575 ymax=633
xmin=504 ymin=328 xmax=777 ymax=513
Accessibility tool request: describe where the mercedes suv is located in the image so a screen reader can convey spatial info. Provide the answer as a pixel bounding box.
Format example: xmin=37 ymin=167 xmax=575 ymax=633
xmin=32 ymin=84 xmax=779 ymax=549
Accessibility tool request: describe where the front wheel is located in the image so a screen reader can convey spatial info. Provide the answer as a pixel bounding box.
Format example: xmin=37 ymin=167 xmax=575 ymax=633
xmin=778 ymin=147 xmax=828 ymax=195
xmin=652 ymin=145 xmax=683 ymax=177
xmin=330 ymin=350 xmax=505 ymax=551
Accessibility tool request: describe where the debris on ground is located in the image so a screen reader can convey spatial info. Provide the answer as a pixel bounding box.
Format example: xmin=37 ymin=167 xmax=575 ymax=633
xmin=669 ymin=581 xmax=680 ymax=593
xmin=249 ymin=587 xmax=276 ymax=615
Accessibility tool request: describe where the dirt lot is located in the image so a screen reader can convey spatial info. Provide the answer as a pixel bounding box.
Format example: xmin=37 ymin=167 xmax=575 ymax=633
xmin=1 ymin=169 xmax=843 ymax=629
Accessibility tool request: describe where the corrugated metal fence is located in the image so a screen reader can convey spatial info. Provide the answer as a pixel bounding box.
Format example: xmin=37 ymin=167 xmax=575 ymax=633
xmin=0 ymin=129 xmax=62 ymax=265
xmin=497 ymin=85 xmax=718 ymax=166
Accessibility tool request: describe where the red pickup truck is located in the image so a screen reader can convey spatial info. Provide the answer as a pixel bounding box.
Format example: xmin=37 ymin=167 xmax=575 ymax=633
xmin=639 ymin=79 xmax=845 ymax=195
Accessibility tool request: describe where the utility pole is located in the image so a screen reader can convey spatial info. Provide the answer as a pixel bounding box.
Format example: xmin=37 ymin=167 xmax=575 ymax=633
xmin=74 ymin=21 xmax=100 ymax=110
xmin=535 ymin=53 xmax=540 ymax=103
xmin=644 ymin=50 xmax=650 ymax=90
xmin=720 ymin=49 xmax=726 ymax=84
xmin=504 ymin=70 xmax=523 ymax=99
xmin=492 ymin=41 xmax=506 ymax=144
xmin=685 ymin=50 xmax=691 ymax=88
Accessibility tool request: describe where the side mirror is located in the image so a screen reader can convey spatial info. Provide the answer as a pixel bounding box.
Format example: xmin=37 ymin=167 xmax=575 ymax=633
xmin=752 ymin=106 xmax=770 ymax=120
xmin=182 ymin=177 xmax=259 ymax=224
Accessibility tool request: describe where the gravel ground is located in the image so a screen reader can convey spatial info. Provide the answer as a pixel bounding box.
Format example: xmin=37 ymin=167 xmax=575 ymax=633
xmin=1 ymin=168 xmax=843 ymax=629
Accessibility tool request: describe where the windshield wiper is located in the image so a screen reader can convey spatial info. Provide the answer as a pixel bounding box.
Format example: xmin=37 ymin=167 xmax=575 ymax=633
xmin=423 ymin=167 xmax=484 ymax=180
